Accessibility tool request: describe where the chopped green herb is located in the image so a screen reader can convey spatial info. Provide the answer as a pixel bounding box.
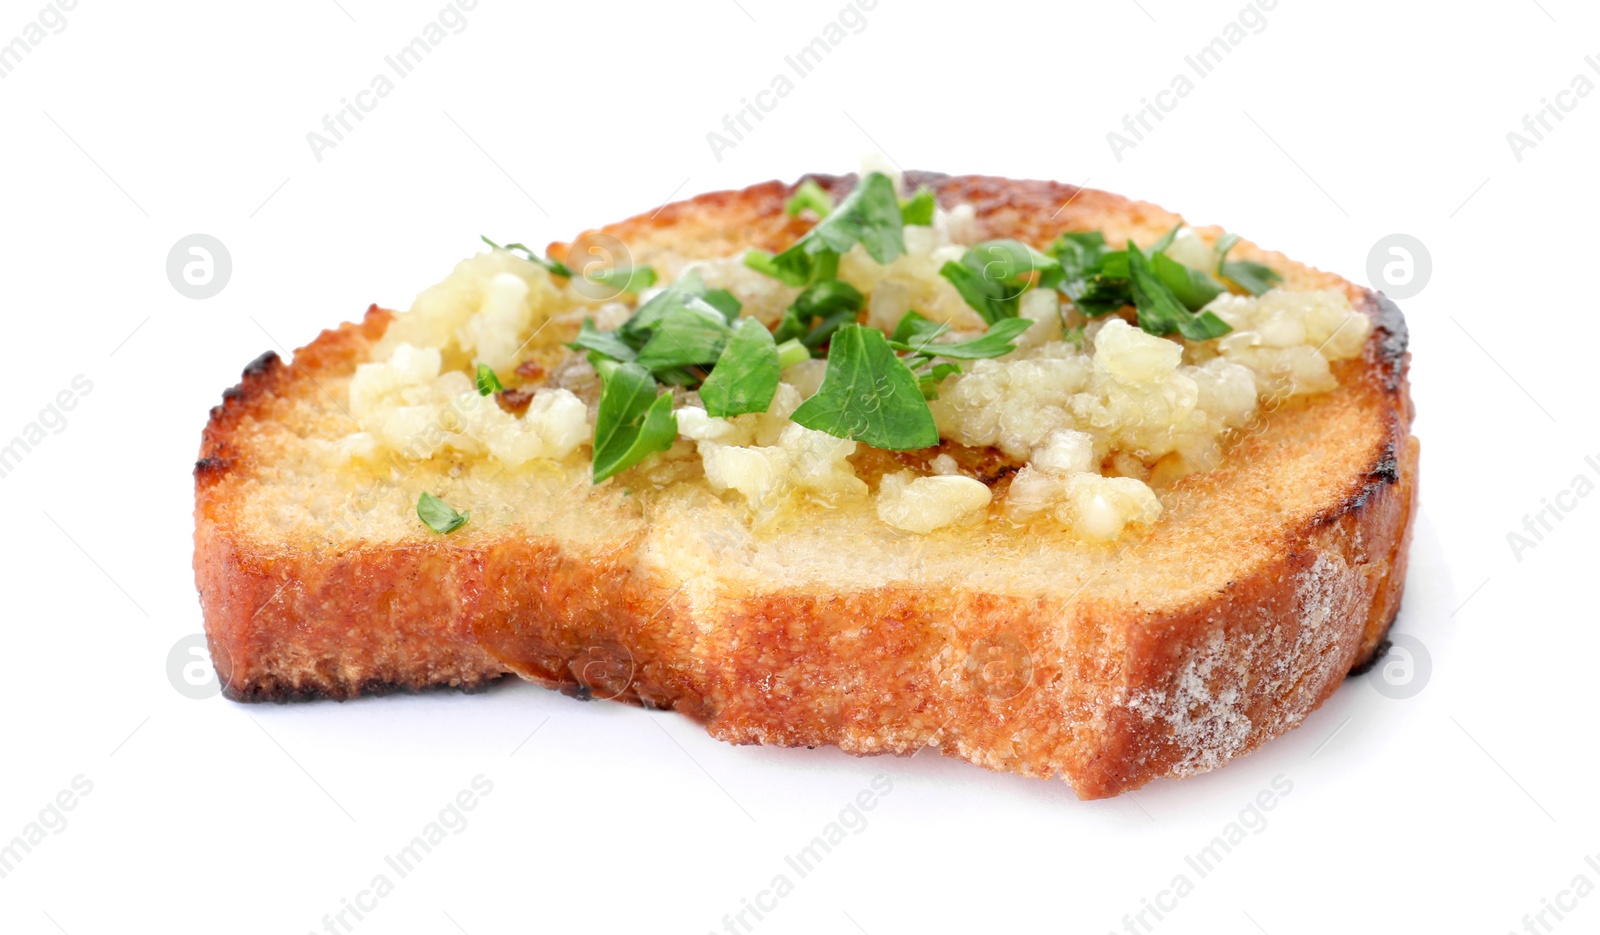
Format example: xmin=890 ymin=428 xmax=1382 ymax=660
xmin=616 ymin=269 xmax=737 ymax=371
xmin=568 ymin=318 xmax=638 ymax=364
xmin=1151 ymin=252 xmax=1224 ymax=311
xmin=939 ymin=240 xmax=1059 ymax=324
xmin=592 ymin=361 xmax=678 ymax=483
xmin=1050 ymin=229 xmax=1247 ymax=324
xmin=1049 ymin=231 xmax=1110 ymax=284
xmin=703 ymin=288 xmax=743 ymax=322
xmin=890 ymin=315 xmax=1034 ymax=360
xmin=742 ymin=249 xmax=783 ymax=280
xmin=889 ymin=309 xmax=950 ymax=347
xmin=632 ymin=303 xmax=732 ymax=372
xmin=417 ymin=492 xmax=469 ymax=534
xmin=1215 ymin=233 xmax=1283 ymax=296
xmin=480 ymin=235 xmax=572 ymax=278
xmin=776 ymin=338 xmax=810 ymax=369
xmin=700 ymin=318 xmax=780 ymax=418
xmin=775 ymin=280 xmax=864 ymax=349
xmin=1125 ymin=242 xmax=1231 ymax=340
xmin=918 ymin=361 xmax=963 ymax=399
xmin=790 ymin=324 xmax=938 ymax=450
xmin=767 ymin=172 xmax=906 ymax=286
xmin=475 ymin=364 xmax=503 ymax=396
xmin=1148 ymin=223 xmax=1182 ymax=256
xmin=785 ymin=179 xmax=835 ymax=218
xmin=1221 ymin=260 xmax=1281 ymax=296
xmin=939 ymin=261 xmax=1011 ymax=324
xmin=900 ymin=188 xmax=936 ymax=226
xmin=586 ymin=265 xmax=658 ymax=294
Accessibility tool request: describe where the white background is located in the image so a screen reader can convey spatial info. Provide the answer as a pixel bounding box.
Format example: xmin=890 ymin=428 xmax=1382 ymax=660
xmin=0 ymin=1 xmax=1594 ymax=933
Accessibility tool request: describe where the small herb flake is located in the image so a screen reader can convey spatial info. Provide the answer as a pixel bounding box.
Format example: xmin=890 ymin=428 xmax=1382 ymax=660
xmin=900 ymin=188 xmax=936 ymax=226
xmin=586 ymin=265 xmax=658 ymax=294
xmin=475 ymin=364 xmax=503 ymax=396
xmin=417 ymin=492 xmax=469 ymax=534
xmin=480 ymin=235 xmax=572 ymax=278
xmin=784 ymin=179 xmax=835 ymax=218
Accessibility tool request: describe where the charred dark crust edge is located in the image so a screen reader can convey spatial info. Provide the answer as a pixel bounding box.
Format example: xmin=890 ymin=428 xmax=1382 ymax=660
xmin=1347 ymin=636 xmax=1394 ymax=678
xmin=224 ymin=672 xmax=512 ymax=704
xmin=1368 ymin=293 xmax=1411 ymax=388
xmin=1317 ymin=291 xmax=1411 ymax=528
xmin=196 ymin=350 xmax=284 ymax=484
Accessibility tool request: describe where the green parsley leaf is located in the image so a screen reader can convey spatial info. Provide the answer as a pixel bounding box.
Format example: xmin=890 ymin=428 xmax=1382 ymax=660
xmin=775 ymin=280 xmax=864 ymax=349
xmin=475 ymin=364 xmax=503 ymax=396
xmin=892 ymin=316 xmax=1034 ymax=360
xmin=785 ymin=179 xmax=835 ymax=218
xmin=700 ymin=317 xmax=781 ymax=418
xmin=417 ymin=492 xmax=469 ymax=534
xmin=939 ymin=261 xmax=1012 ymax=324
xmin=940 ymin=239 xmax=1062 ymax=324
xmin=568 ymin=318 xmax=638 ymax=363
xmin=1049 ymin=231 xmax=1110 ymax=292
xmin=480 ymin=235 xmax=572 ymax=278
xmin=1221 ymin=260 xmax=1282 ymax=296
xmin=918 ymin=361 xmax=962 ymax=399
xmin=1148 ymin=223 xmax=1182 ymax=256
xmin=1094 ymin=249 xmax=1132 ymax=280
xmin=768 ymin=172 xmax=905 ymax=286
xmin=889 ymin=309 xmax=950 ymax=347
xmin=743 ymin=249 xmax=784 ymax=281
xmin=632 ymin=303 xmax=732 ymax=372
xmin=974 ymin=239 xmax=1064 ymax=288
xmin=1074 ymin=277 xmax=1133 ymax=316
xmin=908 ymin=313 xmax=1030 ymax=358
xmin=592 ymin=361 xmax=678 ymax=483
xmin=1178 ymin=308 xmax=1232 ymax=340
xmin=586 ymin=265 xmax=658 ymax=294
xmin=767 ymin=250 xmax=818 ymax=288
xmin=1214 ymin=233 xmax=1282 ymax=295
xmin=1052 ymin=236 xmax=1131 ymax=316
xmin=1126 ymin=241 xmax=1232 ymax=341
xmin=1054 ymin=231 xmax=1224 ymax=317
xmin=900 ymin=188 xmax=936 ymax=226
xmin=623 ymin=270 xmax=726 ymax=346
xmin=1151 ymin=252 xmax=1224 ymax=311
xmin=789 ymin=324 xmax=938 ymax=450
xmin=703 ymin=288 xmax=743 ymax=322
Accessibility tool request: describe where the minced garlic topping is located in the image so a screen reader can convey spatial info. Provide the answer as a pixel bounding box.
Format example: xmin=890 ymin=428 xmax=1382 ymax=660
xmin=340 ymin=193 xmax=1371 ymax=542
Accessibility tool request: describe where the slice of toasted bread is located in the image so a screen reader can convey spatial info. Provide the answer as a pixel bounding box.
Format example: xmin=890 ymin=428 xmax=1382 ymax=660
xmin=193 ymin=172 xmax=1416 ymax=799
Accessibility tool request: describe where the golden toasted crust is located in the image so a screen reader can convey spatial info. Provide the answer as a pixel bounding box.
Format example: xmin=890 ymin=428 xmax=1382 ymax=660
xmin=194 ymin=174 xmax=1416 ymax=798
